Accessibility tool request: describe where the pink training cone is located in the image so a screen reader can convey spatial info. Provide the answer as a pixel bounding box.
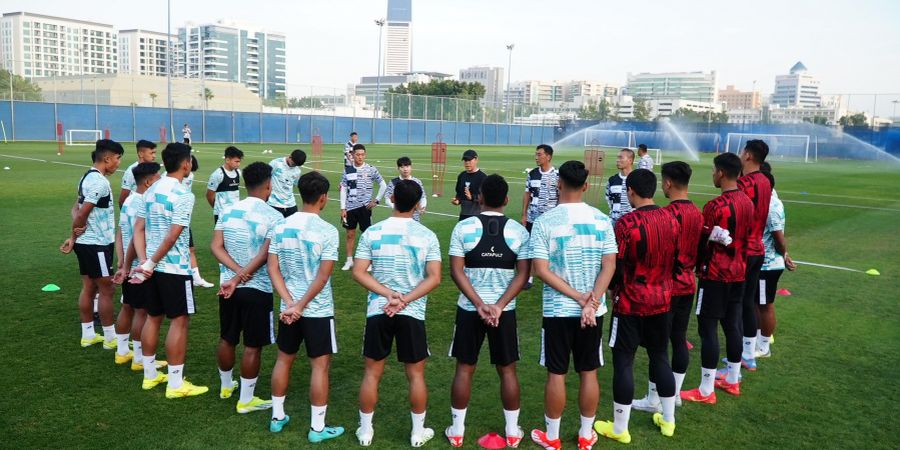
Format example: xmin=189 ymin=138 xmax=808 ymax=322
xmin=478 ymin=432 xmax=507 ymax=449
xmin=776 ymin=288 xmax=792 ymax=296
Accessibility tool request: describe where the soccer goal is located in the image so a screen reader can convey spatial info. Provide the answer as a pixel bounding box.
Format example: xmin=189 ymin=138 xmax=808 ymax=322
xmin=583 ymin=129 xmax=635 ymax=149
xmin=725 ymin=133 xmax=815 ymax=163
xmin=66 ymin=129 xmax=102 ymax=146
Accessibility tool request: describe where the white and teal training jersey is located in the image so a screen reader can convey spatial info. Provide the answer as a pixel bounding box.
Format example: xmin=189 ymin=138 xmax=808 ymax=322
xmin=215 ymin=197 xmax=283 ymax=293
xmin=76 ymin=169 xmax=115 ymax=246
xmin=355 ymin=217 xmax=442 ymax=321
xmin=268 ymin=212 xmax=339 ymax=318
xmin=119 ymin=193 xmax=144 ymax=271
xmin=182 ymin=172 xmax=194 ymax=189
xmin=448 ymin=212 xmax=530 ymax=311
xmin=207 ymin=167 xmax=241 ymax=216
xmin=529 ymin=202 xmax=618 ymax=318
xmin=139 ymin=176 xmax=194 ymax=276
xmin=762 ymin=190 xmax=786 ymax=271
xmin=121 ymin=161 xmax=139 ymax=192
xmin=268 ymin=157 xmax=301 ymax=209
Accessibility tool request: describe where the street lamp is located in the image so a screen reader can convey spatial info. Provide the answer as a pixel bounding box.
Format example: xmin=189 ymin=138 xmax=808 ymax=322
xmin=506 ymin=44 xmax=514 ymax=124
xmin=374 ymin=19 xmax=385 ymax=123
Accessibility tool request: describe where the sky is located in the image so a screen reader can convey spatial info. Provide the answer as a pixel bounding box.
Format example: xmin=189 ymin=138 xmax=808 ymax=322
xmin=4 ymin=0 xmax=900 ymax=99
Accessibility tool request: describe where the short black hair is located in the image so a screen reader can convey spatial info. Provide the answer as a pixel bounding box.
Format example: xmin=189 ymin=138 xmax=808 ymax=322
xmin=481 ymin=174 xmax=508 ymax=208
xmin=352 ymin=143 xmax=366 ymax=152
xmin=350 ymin=132 xmax=358 ymax=137
xmin=224 ymin=146 xmax=244 ymax=159
xmin=298 ymin=171 xmax=330 ymax=205
xmin=290 ymin=149 xmax=307 ymax=167
xmin=760 ymin=161 xmax=775 ymax=189
xmin=190 ymin=155 xmax=199 ymax=172
xmin=619 ymin=148 xmax=635 ymax=160
xmin=397 ymin=156 xmax=412 ymax=167
xmin=162 ymin=143 xmax=192 ymax=173
xmin=132 ymin=162 xmax=160 ymax=186
xmin=661 ymin=161 xmax=692 ymax=187
xmin=136 ymin=139 xmax=156 ymax=151
xmin=714 ymin=152 xmax=743 ymax=179
xmin=392 ymin=179 xmax=422 ymax=213
xmin=626 ymin=168 xmax=656 ymax=199
xmin=638 ymin=143 xmax=648 ymax=152
xmin=558 ymin=160 xmax=589 ymax=189
xmin=243 ymin=161 xmax=273 ymax=190
xmin=536 ymin=144 xmax=554 ymax=156
xmin=95 ymin=139 xmax=125 ymax=159
xmin=743 ymin=139 xmax=769 ymax=163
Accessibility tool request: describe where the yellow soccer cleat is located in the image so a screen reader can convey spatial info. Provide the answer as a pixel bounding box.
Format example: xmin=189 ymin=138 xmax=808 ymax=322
xmin=102 ymin=338 xmax=117 ymax=350
xmin=236 ymin=396 xmax=273 ymax=414
xmin=80 ymin=335 xmax=104 ymax=348
xmin=220 ymin=380 xmax=237 ymax=399
xmin=594 ymin=420 xmax=631 ymax=444
xmin=652 ymin=413 xmax=675 ymax=437
xmin=166 ymin=379 xmax=209 ymax=399
xmin=115 ymin=351 xmax=134 ymax=365
xmin=142 ymin=373 xmax=168 ymax=390
xmin=131 ymin=359 xmax=169 ymax=372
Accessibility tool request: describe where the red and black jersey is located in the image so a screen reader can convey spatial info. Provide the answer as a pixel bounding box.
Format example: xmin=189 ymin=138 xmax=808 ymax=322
xmin=612 ymin=205 xmax=679 ymax=316
xmin=698 ymin=189 xmax=754 ymax=282
xmin=737 ymin=171 xmax=772 ymax=257
xmin=665 ymin=200 xmax=703 ymax=296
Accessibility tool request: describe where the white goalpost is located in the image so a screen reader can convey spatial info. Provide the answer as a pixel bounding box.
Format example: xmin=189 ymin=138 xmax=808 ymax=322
xmin=65 ymin=129 xmax=102 ymax=146
xmin=725 ymin=133 xmax=815 ymax=163
xmin=583 ymin=129 xmax=635 ymax=149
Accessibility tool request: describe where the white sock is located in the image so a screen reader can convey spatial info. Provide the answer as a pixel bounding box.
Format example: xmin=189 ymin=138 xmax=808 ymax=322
xmin=168 ymin=364 xmax=184 ymax=389
xmin=81 ymin=322 xmax=95 ymax=339
xmin=239 ymin=377 xmax=257 ymax=404
xmin=579 ymin=415 xmax=594 ymax=439
xmin=647 ymin=380 xmax=659 ymax=404
xmin=756 ymin=329 xmax=762 ymax=340
xmin=528 ymin=276 xmax=533 ymax=284
xmin=132 ymin=341 xmax=142 ymax=362
xmin=116 ymin=333 xmax=130 ymax=355
xmin=219 ymin=369 xmax=234 ymax=389
xmin=102 ymin=325 xmax=116 ymax=342
xmin=93 ymin=296 xmax=99 ymax=313
xmin=673 ymin=372 xmax=686 ymax=396
xmin=699 ymin=368 xmax=716 ymax=396
xmin=742 ymin=336 xmax=757 ymax=360
xmin=504 ymin=409 xmax=520 ymax=437
xmin=660 ymin=396 xmax=676 ymax=423
xmin=346 ymin=257 xmax=354 ymax=264
xmin=727 ymin=361 xmax=741 ymax=384
xmin=612 ymin=402 xmax=631 ymax=435
xmin=545 ymin=415 xmax=560 ymax=441
xmin=143 ymin=354 xmax=157 ymax=380
xmin=191 ymin=267 xmax=200 ymax=279
xmin=311 ymin=404 xmax=327 ymax=432
xmin=450 ymin=407 xmax=466 ymax=436
xmin=359 ymin=410 xmax=374 ymax=432
xmin=272 ymin=395 xmax=286 ymax=420
xmin=411 ymin=411 xmax=426 ymax=436
xmin=758 ymin=335 xmax=771 ymax=355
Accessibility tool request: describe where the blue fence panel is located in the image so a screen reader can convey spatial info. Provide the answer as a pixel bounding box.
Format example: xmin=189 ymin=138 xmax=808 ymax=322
xmin=10 ymin=102 xmax=55 ymax=140
xmin=393 ymin=120 xmax=409 ymax=144
xmin=172 ymin=110 xmax=203 ymax=143
xmin=132 ymin=107 xmax=168 ymax=143
xmin=235 ymin=112 xmax=261 ymax=143
xmin=310 ymin=115 xmax=334 ymax=144
xmin=204 ymin=111 xmax=233 ymax=143
xmin=374 ymin=119 xmax=391 ymax=143
xmin=97 ymin=105 xmax=133 ymax=141
xmin=334 ymin=117 xmax=354 ymax=144
xmin=469 ymin=123 xmax=484 ymax=145
xmin=483 ymin=123 xmax=497 ymax=144
xmin=0 ymin=101 xmax=12 ymax=140
xmin=57 ymin=103 xmax=97 ymax=134
xmin=443 ymin=122 xmax=457 ymax=145
xmin=353 ymin=118 xmax=373 ymax=143
xmin=424 ymin=120 xmax=442 ymax=143
xmin=261 ymin=113 xmax=287 ymax=143
xmin=294 ymin=115 xmax=311 ymax=143
xmin=409 ymin=120 xmax=426 ymax=144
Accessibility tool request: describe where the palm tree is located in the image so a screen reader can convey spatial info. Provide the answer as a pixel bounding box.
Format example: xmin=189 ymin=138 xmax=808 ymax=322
xmin=149 ymin=92 xmax=158 ymax=107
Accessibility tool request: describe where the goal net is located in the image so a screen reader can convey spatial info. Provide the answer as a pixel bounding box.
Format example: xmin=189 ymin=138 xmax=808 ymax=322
xmin=583 ymin=129 xmax=635 ymax=149
xmin=66 ymin=129 xmax=102 ymax=146
xmin=725 ymin=133 xmax=814 ymax=163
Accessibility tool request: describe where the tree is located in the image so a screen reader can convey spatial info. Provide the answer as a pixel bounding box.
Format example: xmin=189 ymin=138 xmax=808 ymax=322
xmin=0 ymin=69 xmax=43 ymax=101
xmin=669 ymin=107 xmax=729 ymax=124
xmin=203 ymin=87 xmax=214 ymax=106
xmin=149 ymin=92 xmax=158 ymax=107
xmin=803 ymin=116 xmax=828 ymax=125
xmin=839 ymin=113 xmax=868 ymax=127
xmin=385 ymin=79 xmax=486 ymax=120
xmin=632 ymin=98 xmax=652 ymax=122
xmin=579 ymin=98 xmax=612 ymax=121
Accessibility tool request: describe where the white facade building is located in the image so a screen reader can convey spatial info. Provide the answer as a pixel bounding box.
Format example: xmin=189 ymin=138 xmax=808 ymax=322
xmin=771 ymin=61 xmax=820 ymax=108
xmin=615 ymin=95 xmax=722 ymax=120
xmin=625 ymin=71 xmax=718 ymax=103
xmin=119 ymin=29 xmax=175 ymax=77
xmin=459 ymin=66 xmax=504 ymax=105
xmin=384 ymin=0 xmax=412 ymax=75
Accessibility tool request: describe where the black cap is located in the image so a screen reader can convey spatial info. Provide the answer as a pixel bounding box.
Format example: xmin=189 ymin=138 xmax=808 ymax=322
xmin=136 ymin=139 xmax=157 ymax=149
xmin=461 ymin=149 xmax=478 ymax=161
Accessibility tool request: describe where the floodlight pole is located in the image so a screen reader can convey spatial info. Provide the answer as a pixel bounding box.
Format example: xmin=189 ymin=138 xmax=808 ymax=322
xmin=373 ymin=18 xmax=385 ymax=142
xmin=506 ymin=44 xmax=514 ymax=124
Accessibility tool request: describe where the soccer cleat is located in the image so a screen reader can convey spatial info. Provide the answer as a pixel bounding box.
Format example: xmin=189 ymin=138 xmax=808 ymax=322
xmin=115 ymin=351 xmax=133 ymax=365
xmin=529 ymin=429 xmax=561 ymax=450
xmin=594 ymin=420 xmax=631 ymax=444
xmin=165 ymin=379 xmax=209 ymax=399
xmin=715 ymin=366 xmax=729 ymax=381
xmin=80 ymin=335 xmax=104 ymax=348
xmin=742 ymin=357 xmax=758 ymax=371
xmin=755 ymin=349 xmax=772 ymax=359
xmin=193 ymin=277 xmax=214 ymax=288
xmin=506 ymin=427 xmax=524 ymax=448
xmin=102 ymin=338 xmax=117 ymax=350
xmin=270 ymin=415 xmax=290 ymax=433
xmin=680 ymin=388 xmax=716 ymax=404
xmin=578 ymin=430 xmax=599 ymax=450
xmin=220 ymin=380 xmax=237 ymax=399
xmin=652 ymin=413 xmax=675 ymax=437
xmin=236 ymin=396 xmax=272 ymax=414
xmin=410 ymin=428 xmax=434 ymax=448
xmin=356 ymin=427 xmax=374 ymax=447
xmin=142 ymin=373 xmax=168 ymax=390
xmin=715 ymin=379 xmax=741 ymax=396
xmin=770 ymin=335 xmax=775 ymax=345
xmin=341 ymin=260 xmax=353 ymax=271
xmin=308 ymin=425 xmax=345 ymax=443
xmin=444 ymin=427 xmax=463 ymax=447
xmin=632 ymin=394 xmax=662 ymax=413
xmin=131 ymin=359 xmax=168 ymax=372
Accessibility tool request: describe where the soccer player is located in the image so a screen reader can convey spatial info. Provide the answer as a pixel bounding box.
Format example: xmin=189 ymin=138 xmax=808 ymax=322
xmin=132 ymin=142 xmax=208 ymax=398
xmin=521 ymin=144 xmax=559 ymax=289
xmin=345 ymin=131 xmax=359 ymax=167
xmin=268 ymin=171 xmax=344 ymax=442
xmin=119 ymin=139 xmax=157 ymax=207
xmin=384 ymin=156 xmax=427 ymax=222
xmin=594 ymin=169 xmax=680 ymax=444
xmin=633 ymin=161 xmax=703 ymax=411
xmin=207 ymin=146 xmax=243 ymax=223
xmin=452 ymin=149 xmax=487 ymax=222
xmin=445 ymin=174 xmax=530 ymax=448
xmin=636 ymin=144 xmax=654 ymax=171
xmin=681 ymin=153 xmax=754 ymax=403
xmin=736 ymin=139 xmax=772 ymax=370
xmin=755 ymin=163 xmax=796 ymax=358
xmin=529 ymin=160 xmax=617 ymax=450
xmin=339 ymin=144 xmax=386 ymax=271
xmin=71 ymin=139 xmax=124 ymax=348
xmin=352 ymin=180 xmax=442 ymax=448
xmin=211 ymin=162 xmax=284 ymax=414
xmin=606 ymin=148 xmax=634 ymax=226
xmin=182 ymin=123 xmax=192 ymax=145
xmin=268 ymin=149 xmax=306 ymax=218
xmin=184 ymin=155 xmax=214 ymax=289
xmin=112 ymin=162 xmax=162 ymax=368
